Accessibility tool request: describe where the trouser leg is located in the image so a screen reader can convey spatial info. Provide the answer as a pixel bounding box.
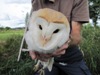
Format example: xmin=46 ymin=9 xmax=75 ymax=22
xmin=34 ymin=60 xmax=92 ymax=75
xmin=57 ymin=60 xmax=92 ymax=75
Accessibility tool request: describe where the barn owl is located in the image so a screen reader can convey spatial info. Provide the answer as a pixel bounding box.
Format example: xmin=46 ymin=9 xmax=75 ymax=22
xmin=25 ymin=8 xmax=70 ymax=74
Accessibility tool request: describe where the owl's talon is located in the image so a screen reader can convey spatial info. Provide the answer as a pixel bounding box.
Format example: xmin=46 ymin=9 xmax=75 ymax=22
xmin=33 ymin=65 xmax=39 ymax=72
xmin=33 ymin=60 xmax=41 ymax=72
xmin=38 ymin=69 xmax=45 ymax=75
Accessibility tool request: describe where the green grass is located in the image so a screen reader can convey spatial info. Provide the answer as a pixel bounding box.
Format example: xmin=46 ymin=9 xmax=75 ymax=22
xmin=0 ymin=29 xmax=24 ymax=41
xmin=0 ymin=29 xmax=24 ymax=53
xmin=0 ymin=26 xmax=100 ymax=75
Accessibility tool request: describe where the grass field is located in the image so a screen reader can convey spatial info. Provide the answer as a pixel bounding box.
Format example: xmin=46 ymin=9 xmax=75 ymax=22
xmin=0 ymin=29 xmax=24 ymax=41
xmin=0 ymin=26 xmax=100 ymax=75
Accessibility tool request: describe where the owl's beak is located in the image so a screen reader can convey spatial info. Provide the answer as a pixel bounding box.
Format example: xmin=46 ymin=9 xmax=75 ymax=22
xmin=41 ymin=36 xmax=51 ymax=46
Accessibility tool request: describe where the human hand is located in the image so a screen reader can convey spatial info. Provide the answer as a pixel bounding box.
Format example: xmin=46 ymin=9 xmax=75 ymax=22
xmin=29 ymin=39 xmax=71 ymax=61
xmin=52 ymin=41 xmax=69 ymax=56
xmin=29 ymin=51 xmax=37 ymax=60
xmin=29 ymin=51 xmax=52 ymax=61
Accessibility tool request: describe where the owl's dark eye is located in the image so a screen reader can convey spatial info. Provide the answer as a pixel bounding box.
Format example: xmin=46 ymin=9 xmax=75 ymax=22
xmin=39 ymin=25 xmax=42 ymax=30
xmin=53 ymin=29 xmax=60 ymax=33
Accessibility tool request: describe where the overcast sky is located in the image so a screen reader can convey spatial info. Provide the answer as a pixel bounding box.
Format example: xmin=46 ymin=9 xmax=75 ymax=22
xmin=0 ymin=0 xmax=31 ymax=28
xmin=0 ymin=0 xmax=31 ymax=3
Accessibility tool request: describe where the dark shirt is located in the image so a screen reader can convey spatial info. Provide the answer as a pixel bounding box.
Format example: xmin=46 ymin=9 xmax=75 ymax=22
xmin=54 ymin=45 xmax=83 ymax=63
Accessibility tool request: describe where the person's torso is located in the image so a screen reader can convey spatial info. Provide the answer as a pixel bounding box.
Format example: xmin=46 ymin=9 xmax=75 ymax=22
xmin=32 ymin=0 xmax=83 ymax=63
xmin=32 ymin=0 xmax=76 ymax=22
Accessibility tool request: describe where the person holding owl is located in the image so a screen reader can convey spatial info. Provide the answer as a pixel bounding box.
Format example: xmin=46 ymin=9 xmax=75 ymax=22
xmin=29 ymin=0 xmax=92 ymax=75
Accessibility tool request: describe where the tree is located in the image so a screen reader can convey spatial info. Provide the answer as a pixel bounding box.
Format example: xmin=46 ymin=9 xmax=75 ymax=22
xmin=5 ymin=27 xmax=11 ymax=30
xmin=89 ymin=0 xmax=100 ymax=27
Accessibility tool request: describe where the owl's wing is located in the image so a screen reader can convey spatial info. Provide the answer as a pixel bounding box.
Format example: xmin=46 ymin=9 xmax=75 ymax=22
xmin=25 ymin=31 xmax=35 ymax=50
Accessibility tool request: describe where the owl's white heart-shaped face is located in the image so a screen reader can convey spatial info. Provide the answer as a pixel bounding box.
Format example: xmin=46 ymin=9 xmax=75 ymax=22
xmin=27 ymin=17 xmax=70 ymax=53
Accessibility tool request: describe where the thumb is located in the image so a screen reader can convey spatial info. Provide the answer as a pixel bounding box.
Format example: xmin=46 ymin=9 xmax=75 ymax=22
xmin=29 ymin=51 xmax=37 ymax=60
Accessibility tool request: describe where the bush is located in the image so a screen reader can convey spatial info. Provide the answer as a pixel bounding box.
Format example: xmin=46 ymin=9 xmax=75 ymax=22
xmin=80 ymin=25 xmax=100 ymax=75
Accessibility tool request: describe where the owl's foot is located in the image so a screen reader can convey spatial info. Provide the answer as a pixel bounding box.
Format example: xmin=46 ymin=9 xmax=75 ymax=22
xmin=33 ymin=64 xmax=39 ymax=72
xmin=38 ymin=68 xmax=45 ymax=75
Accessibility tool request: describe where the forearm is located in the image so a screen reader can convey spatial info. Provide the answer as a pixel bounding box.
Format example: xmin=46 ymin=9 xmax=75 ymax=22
xmin=69 ymin=21 xmax=82 ymax=45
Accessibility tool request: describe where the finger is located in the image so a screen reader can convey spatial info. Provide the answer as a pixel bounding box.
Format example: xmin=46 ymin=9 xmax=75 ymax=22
xmin=60 ymin=44 xmax=69 ymax=50
xmin=38 ymin=53 xmax=52 ymax=59
xmin=57 ymin=44 xmax=68 ymax=52
xmin=29 ymin=51 xmax=37 ymax=60
xmin=59 ymin=49 xmax=66 ymax=55
xmin=39 ymin=58 xmax=48 ymax=62
xmin=43 ymin=54 xmax=52 ymax=58
xmin=53 ymin=44 xmax=68 ymax=55
xmin=55 ymin=50 xmax=66 ymax=57
xmin=53 ymin=49 xmax=66 ymax=56
xmin=37 ymin=55 xmax=49 ymax=62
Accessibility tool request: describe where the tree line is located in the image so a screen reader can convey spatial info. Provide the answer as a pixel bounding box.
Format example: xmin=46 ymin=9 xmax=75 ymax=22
xmin=89 ymin=0 xmax=100 ymax=27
